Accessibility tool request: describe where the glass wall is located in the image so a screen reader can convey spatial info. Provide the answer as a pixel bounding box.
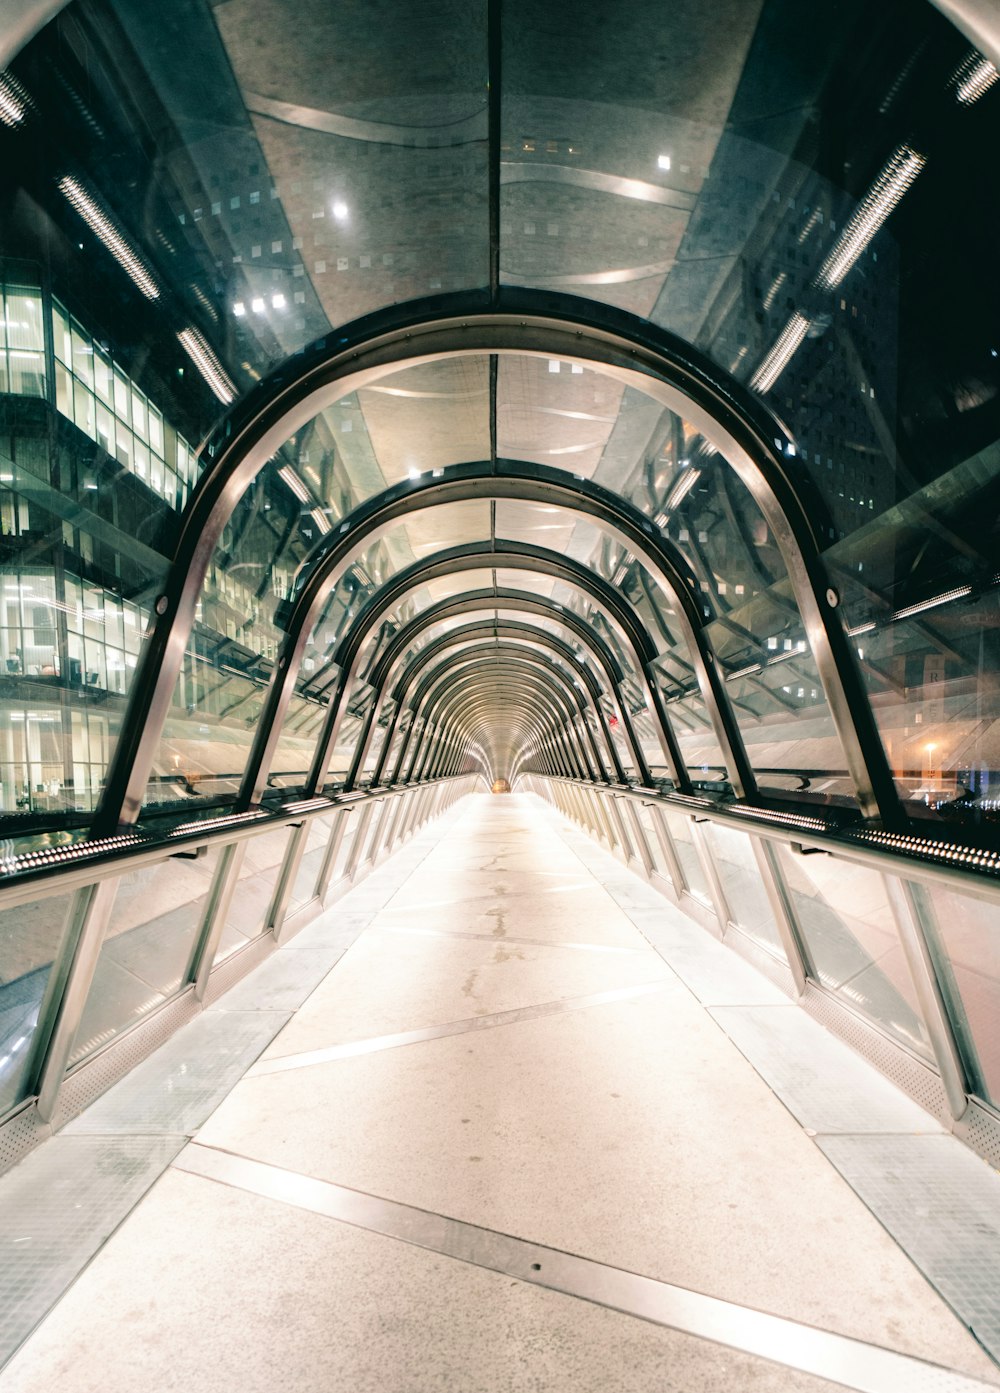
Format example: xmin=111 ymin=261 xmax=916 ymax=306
xmin=0 ymin=889 xmax=74 ymax=1114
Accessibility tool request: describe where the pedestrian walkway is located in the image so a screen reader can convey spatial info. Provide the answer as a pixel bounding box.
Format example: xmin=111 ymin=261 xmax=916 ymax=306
xmin=2 ymin=793 xmax=999 ymax=1392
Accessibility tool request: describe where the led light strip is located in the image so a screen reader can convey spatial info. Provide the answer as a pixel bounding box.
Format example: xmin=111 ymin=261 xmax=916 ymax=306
xmin=3 ymin=832 xmax=144 ymax=873
xmin=852 ymin=829 xmax=1000 ymax=874
xmin=814 ymin=145 xmax=926 ymax=291
xmin=950 ymin=49 xmax=999 ymax=105
xmin=727 ymin=805 xmax=831 ymax=832
xmin=0 ymin=68 xmax=32 ymax=127
xmin=59 ymin=176 xmax=161 ymax=300
xmin=750 ymin=313 xmax=811 ymax=393
xmin=177 ymin=327 xmax=236 ymax=404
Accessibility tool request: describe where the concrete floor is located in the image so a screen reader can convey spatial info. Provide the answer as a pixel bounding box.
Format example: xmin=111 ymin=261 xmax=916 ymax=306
xmin=3 ymin=792 xmax=999 ymax=1392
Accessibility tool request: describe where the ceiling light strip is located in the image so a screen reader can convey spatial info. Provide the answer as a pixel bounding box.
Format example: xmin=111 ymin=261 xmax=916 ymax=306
xmin=59 ymin=175 xmax=161 ymax=300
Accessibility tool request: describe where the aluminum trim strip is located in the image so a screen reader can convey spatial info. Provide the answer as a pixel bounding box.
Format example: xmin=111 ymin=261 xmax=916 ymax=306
xmin=173 ymin=1144 xmax=996 ymax=1393
xmin=246 ymin=981 xmax=673 ymax=1077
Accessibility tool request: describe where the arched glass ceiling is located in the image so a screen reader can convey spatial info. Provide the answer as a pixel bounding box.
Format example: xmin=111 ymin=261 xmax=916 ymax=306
xmin=0 ymin=0 xmax=995 ymax=840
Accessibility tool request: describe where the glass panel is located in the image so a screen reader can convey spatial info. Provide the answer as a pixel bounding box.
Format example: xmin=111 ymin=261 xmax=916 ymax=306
xmin=214 ymin=827 xmax=295 ymax=965
xmin=661 ymin=805 xmax=708 ymax=904
xmin=706 ymin=823 xmax=785 ymax=960
xmin=909 ymin=880 xmax=1000 ymax=1107
xmin=69 ymin=851 xmax=223 ymax=1065
xmin=288 ymin=812 xmax=340 ymax=912
xmin=0 ymin=889 xmax=73 ymax=1116
xmin=772 ymin=843 xmax=932 ymax=1059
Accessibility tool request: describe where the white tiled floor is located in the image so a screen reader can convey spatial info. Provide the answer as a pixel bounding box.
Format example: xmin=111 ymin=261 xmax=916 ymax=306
xmin=3 ymin=793 xmax=998 ymax=1391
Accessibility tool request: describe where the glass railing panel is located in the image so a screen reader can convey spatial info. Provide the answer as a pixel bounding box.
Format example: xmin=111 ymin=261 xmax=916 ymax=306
xmin=288 ymin=813 xmax=339 ymax=913
xmin=706 ymin=823 xmax=785 ymax=959
xmin=213 ymin=827 xmax=295 ymax=966
xmin=771 ymin=844 xmax=932 ymax=1059
xmin=907 ymin=880 xmax=1000 ymax=1108
xmin=68 ymin=851 xmax=221 ymax=1065
xmin=660 ymin=806 xmax=708 ymax=904
xmin=0 ymin=888 xmax=74 ymax=1116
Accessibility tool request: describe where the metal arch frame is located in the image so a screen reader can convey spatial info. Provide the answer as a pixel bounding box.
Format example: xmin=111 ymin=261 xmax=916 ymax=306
xmin=367 ymin=625 xmax=626 ymax=787
xmin=410 ymin=661 xmax=592 ymax=773
xmin=92 ymin=288 xmax=901 ymax=833
xmin=330 ymin=590 xmax=653 ymax=786
xmin=398 ymin=652 xmax=605 ymax=784
xmin=415 ymin=690 xmax=566 ymax=782
xmin=285 ymin=538 xmax=686 ymax=794
xmin=235 ymin=463 xmax=742 ymax=806
xmin=370 ymin=641 xmax=614 ymax=788
xmin=410 ymin=673 xmax=585 ymax=783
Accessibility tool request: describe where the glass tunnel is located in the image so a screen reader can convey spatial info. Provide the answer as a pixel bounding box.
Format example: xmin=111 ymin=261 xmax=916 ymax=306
xmin=0 ymin=0 xmax=998 ymax=1236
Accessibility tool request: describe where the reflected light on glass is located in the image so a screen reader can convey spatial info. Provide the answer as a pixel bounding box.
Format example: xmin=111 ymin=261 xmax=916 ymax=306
xmin=332 ymin=200 xmax=349 ymax=221
xmin=176 ymin=327 xmax=236 ymax=404
xmin=813 ymin=144 xmax=926 ymax=290
xmin=750 ymin=313 xmax=811 ymax=393
xmin=657 ymin=154 xmax=671 ymax=171
xmin=950 ymin=50 xmax=999 ymax=105
xmin=664 ymin=466 xmax=702 ymax=511
xmin=278 ymin=465 xmax=310 ymax=502
xmin=310 ymin=508 xmax=331 ymax=535
xmin=233 ymin=301 xmax=246 ymax=317
xmin=59 ymin=176 xmax=161 ymax=300
xmin=891 ymin=584 xmax=972 ymax=622
xmin=0 ymin=69 xmax=31 ymax=127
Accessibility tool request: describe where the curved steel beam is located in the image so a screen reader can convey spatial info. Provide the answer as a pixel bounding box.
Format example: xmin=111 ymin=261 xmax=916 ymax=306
xmin=302 ymin=540 xmax=678 ymax=789
xmin=332 ymin=590 xmax=653 ymax=786
xmin=95 ymin=288 xmax=898 ymax=831
xmin=408 ymin=686 xmax=568 ymax=782
xmin=238 ymin=465 xmax=732 ymax=803
xmin=402 ymin=655 xmax=600 ymax=784
xmin=367 ymin=628 xmax=622 ymax=786
xmin=411 ymin=675 xmax=584 ymax=783
xmin=370 ymin=641 xmax=612 ymax=787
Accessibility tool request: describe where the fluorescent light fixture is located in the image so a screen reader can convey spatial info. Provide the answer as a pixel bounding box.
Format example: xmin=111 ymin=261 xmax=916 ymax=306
xmin=814 ymin=144 xmax=926 ymax=290
xmin=548 ymin=360 xmax=560 ymax=373
xmin=310 ymin=507 xmax=331 ymax=535
xmin=612 ymin=565 xmax=628 ymax=587
xmin=727 ymin=662 xmax=762 ymax=680
xmin=750 ymin=313 xmax=811 ymax=393
xmin=278 ymin=464 xmax=310 ymax=502
xmin=0 ymin=69 xmax=31 ymax=127
xmin=665 ymin=466 xmax=702 ymax=511
xmin=657 ymin=154 xmax=671 ymax=171
xmin=407 ymin=466 xmax=421 ymax=480
xmin=950 ymin=50 xmax=999 ymax=105
xmin=847 ymin=620 xmax=876 ymax=636
xmin=251 ymin=297 xmax=265 ymax=313
xmin=352 ymin=564 xmax=373 ymax=587
xmin=654 ymin=511 xmax=668 ymax=529
xmin=176 ymin=327 xmax=236 ymax=404
xmin=233 ymin=301 xmax=246 ymax=317
xmin=891 ymin=584 xmax=971 ymax=623
xmin=59 ymin=176 xmax=161 ymax=300
xmin=332 ymin=200 xmax=349 ymax=220
xmin=271 ymin=293 xmax=286 ymax=309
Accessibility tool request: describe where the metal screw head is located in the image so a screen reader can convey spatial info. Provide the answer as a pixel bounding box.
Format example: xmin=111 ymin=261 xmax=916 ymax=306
xmin=825 ymin=587 xmax=840 ymax=608
xmin=155 ymin=596 xmax=169 ymax=616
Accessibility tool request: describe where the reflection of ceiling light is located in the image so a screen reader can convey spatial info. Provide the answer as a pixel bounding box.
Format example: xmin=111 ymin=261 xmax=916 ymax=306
xmin=0 ymin=69 xmax=31 ymax=127
xmin=278 ymin=465 xmax=309 ymax=502
xmin=271 ymin=293 xmax=286 ymax=309
xmin=233 ymin=302 xmax=246 ymax=317
xmin=814 ymin=144 xmax=926 ymax=290
xmin=665 ymin=467 xmax=702 ymax=511
xmin=657 ymin=154 xmax=671 ymax=171
xmin=251 ymin=297 xmax=265 ymax=313
xmin=891 ymin=585 xmax=971 ymax=623
xmin=408 ymin=466 xmax=421 ymax=480
xmin=950 ymin=50 xmax=999 ymax=105
xmin=332 ymin=200 xmax=348 ymax=220
xmin=548 ymin=360 xmax=560 ymax=373
xmin=750 ymin=313 xmax=811 ymax=393
xmin=177 ymin=328 xmax=236 ymax=404
xmin=59 ymin=176 xmax=161 ymax=300
xmin=310 ymin=508 xmax=330 ymax=535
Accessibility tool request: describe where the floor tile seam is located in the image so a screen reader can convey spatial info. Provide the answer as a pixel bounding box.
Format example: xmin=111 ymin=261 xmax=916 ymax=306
xmin=169 ymin=1142 xmax=999 ymax=1393
xmin=246 ymin=979 xmax=680 ymax=1076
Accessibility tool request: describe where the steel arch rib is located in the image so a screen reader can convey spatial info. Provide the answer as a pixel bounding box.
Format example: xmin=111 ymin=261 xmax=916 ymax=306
xmin=94 ymin=288 xmax=899 ymax=833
